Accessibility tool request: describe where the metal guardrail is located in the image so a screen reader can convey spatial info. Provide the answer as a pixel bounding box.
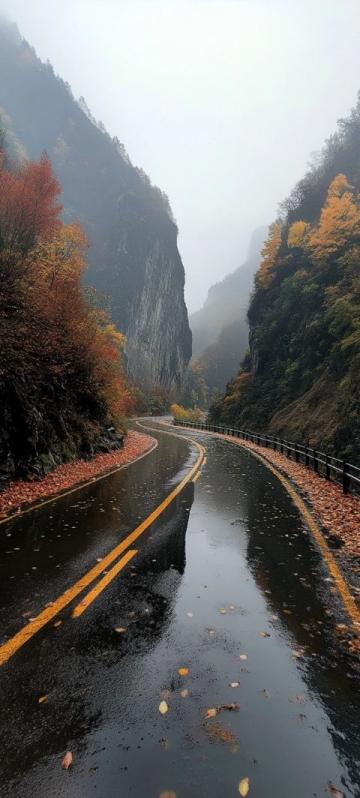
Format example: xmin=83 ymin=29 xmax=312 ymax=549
xmin=173 ymin=420 xmax=360 ymax=497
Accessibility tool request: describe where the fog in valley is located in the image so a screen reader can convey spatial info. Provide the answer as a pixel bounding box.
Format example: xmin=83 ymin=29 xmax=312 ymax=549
xmin=1 ymin=0 xmax=360 ymax=311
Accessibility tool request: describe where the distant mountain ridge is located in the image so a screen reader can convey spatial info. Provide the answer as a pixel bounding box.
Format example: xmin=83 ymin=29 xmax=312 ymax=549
xmin=190 ymin=228 xmax=266 ymax=357
xmin=184 ymin=228 xmax=266 ymax=406
xmin=0 ymin=16 xmax=191 ymax=396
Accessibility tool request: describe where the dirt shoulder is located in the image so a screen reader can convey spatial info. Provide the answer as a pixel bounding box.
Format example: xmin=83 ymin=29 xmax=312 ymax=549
xmin=0 ymin=430 xmax=156 ymax=522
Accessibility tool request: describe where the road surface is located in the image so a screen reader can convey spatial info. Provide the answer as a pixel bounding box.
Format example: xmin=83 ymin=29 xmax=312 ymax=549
xmin=0 ymin=420 xmax=358 ymax=797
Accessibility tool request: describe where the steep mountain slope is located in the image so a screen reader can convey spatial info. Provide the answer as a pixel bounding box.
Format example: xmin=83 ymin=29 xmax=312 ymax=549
xmin=184 ymin=228 xmax=266 ymax=405
xmin=209 ymin=96 xmax=360 ymax=461
xmin=0 ymin=17 xmax=191 ymax=395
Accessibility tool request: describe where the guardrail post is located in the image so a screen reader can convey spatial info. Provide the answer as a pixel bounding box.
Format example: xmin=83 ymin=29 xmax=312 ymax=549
xmin=305 ymin=445 xmax=309 ymax=467
xmin=280 ymin=439 xmax=283 ymax=455
xmin=342 ymin=460 xmax=349 ymax=495
xmin=325 ymin=454 xmax=330 ymax=480
xmin=264 ymin=435 xmax=268 ymax=448
xmin=313 ymin=450 xmax=318 ymax=472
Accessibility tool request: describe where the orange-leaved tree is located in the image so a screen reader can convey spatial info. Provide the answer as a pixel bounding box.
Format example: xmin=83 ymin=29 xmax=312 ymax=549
xmin=308 ymin=174 xmax=360 ymax=262
xmin=256 ymin=222 xmax=282 ymax=289
xmin=0 ymin=150 xmax=136 ymax=474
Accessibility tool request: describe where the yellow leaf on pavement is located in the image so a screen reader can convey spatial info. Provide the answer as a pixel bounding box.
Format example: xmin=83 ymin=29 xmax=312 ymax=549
xmin=238 ymin=776 xmax=250 ymax=796
xmin=178 ymin=667 xmax=189 ymax=677
xmin=204 ymin=708 xmax=217 ymax=719
xmin=159 ymin=700 xmax=169 ymax=715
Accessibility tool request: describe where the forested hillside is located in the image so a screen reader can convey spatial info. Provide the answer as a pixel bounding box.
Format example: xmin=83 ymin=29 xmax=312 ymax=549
xmin=209 ymin=96 xmax=360 ymax=461
xmin=0 ymin=138 xmax=136 ymax=481
xmin=185 ymin=229 xmax=265 ymax=406
xmin=0 ymin=17 xmax=191 ymax=397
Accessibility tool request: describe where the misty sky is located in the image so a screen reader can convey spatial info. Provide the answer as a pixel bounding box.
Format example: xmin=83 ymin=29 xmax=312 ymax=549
xmin=1 ymin=0 xmax=360 ymax=312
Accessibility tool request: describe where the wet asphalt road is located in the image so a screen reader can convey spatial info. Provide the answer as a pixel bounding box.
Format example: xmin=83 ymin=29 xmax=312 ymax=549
xmin=0 ymin=420 xmax=359 ymax=797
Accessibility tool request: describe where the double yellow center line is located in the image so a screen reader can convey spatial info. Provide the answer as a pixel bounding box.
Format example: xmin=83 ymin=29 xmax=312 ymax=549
xmin=0 ymin=436 xmax=205 ymax=666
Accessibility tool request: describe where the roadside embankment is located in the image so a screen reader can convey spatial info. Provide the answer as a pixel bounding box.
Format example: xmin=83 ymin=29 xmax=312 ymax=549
xmin=0 ymin=430 xmax=156 ymax=521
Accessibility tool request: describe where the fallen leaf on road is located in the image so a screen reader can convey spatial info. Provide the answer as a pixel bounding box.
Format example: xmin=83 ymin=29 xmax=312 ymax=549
xmin=207 ymin=628 xmax=216 ymax=635
xmin=187 ymin=612 xmax=194 ymax=618
xmin=159 ymin=792 xmax=176 ymax=798
xmin=328 ymin=784 xmax=344 ymax=798
xmin=260 ymin=631 xmax=271 ymax=637
xmin=159 ymin=700 xmax=168 ymax=715
xmin=289 ymin=694 xmax=305 ymax=704
xmin=38 ymin=695 xmax=47 ymax=704
xmin=178 ymin=667 xmax=189 ymax=677
xmin=219 ymin=608 xmax=227 ymax=614
xmin=204 ymin=707 xmax=218 ymax=719
xmin=61 ymin=751 xmax=73 ymax=770
xmin=238 ymin=776 xmax=250 ymax=796
xmin=53 ymin=620 xmax=62 ymax=628
xmin=206 ymin=722 xmax=236 ymax=744
xmin=230 ymin=682 xmax=240 ymax=688
xmin=204 ymin=703 xmax=239 ymax=720
xmin=261 ymin=689 xmax=271 ymax=699
xmin=180 ymin=689 xmax=189 ymax=698
xmin=292 ymin=650 xmax=302 ymax=658
xmin=239 ymin=654 xmax=247 ymax=660
xmin=114 ymin=627 xmax=127 ymax=633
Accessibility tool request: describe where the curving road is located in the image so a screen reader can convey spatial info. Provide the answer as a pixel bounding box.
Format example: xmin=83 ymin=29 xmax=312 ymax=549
xmin=0 ymin=419 xmax=358 ymax=797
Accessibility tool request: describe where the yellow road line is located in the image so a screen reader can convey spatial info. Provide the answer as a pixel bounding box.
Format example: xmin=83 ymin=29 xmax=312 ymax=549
xmin=183 ymin=425 xmax=360 ymax=630
xmin=0 ymin=438 xmax=158 ymax=527
xmin=192 ymin=470 xmax=201 ymax=483
xmin=0 ymin=436 xmax=205 ymax=666
xmin=249 ymin=449 xmax=360 ymax=629
xmin=72 ymin=549 xmax=138 ymax=618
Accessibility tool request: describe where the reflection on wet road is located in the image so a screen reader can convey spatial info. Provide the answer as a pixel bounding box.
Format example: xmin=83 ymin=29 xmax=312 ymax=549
xmin=0 ymin=420 xmax=358 ymax=797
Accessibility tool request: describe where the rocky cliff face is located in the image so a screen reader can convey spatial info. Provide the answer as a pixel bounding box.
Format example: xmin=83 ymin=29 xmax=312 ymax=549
xmin=0 ymin=18 xmax=191 ymax=395
xmin=125 ymin=239 xmax=191 ymax=393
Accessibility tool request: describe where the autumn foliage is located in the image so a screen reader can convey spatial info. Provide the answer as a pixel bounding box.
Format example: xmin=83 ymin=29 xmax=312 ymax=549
xmin=0 ymin=150 xmax=137 ymax=478
xmin=209 ymin=170 xmax=360 ymax=462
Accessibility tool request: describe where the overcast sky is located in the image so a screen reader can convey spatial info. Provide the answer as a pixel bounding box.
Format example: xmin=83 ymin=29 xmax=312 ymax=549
xmin=1 ymin=0 xmax=360 ymax=312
